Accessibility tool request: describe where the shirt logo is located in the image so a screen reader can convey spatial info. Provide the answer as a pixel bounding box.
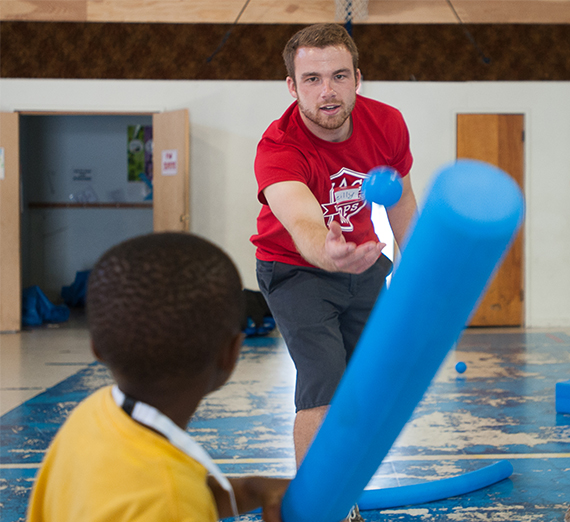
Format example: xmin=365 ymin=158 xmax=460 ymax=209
xmin=321 ymin=167 xmax=368 ymax=232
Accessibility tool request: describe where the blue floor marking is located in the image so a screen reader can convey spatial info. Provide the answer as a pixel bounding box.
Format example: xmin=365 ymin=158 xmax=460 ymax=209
xmin=1 ymin=333 xmax=569 ymax=521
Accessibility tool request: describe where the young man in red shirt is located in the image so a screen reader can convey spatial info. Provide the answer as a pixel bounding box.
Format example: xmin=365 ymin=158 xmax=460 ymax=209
xmin=251 ymin=23 xmax=418 ymax=521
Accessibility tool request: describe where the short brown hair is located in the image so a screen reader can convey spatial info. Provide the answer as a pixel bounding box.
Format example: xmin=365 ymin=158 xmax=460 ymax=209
xmin=283 ymin=23 xmax=359 ymax=82
xmin=87 ymin=232 xmax=244 ymax=386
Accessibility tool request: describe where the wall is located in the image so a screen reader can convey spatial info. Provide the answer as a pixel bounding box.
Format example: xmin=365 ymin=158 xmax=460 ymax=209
xmin=1 ymin=78 xmax=569 ymax=326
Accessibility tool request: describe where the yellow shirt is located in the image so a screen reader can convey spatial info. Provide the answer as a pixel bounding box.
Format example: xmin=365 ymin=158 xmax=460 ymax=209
xmin=27 ymin=386 xmax=218 ymax=522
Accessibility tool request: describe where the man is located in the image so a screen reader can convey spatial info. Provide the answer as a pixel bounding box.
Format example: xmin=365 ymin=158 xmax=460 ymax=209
xmin=251 ymin=23 xmax=417 ymax=521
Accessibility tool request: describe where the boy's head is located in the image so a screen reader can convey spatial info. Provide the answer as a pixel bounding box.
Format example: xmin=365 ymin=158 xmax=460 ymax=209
xmin=87 ymin=232 xmax=244 ymax=391
xmin=282 ymin=23 xmax=359 ymax=84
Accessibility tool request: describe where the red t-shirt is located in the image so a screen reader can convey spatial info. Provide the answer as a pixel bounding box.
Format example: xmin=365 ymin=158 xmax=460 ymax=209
xmin=251 ymin=95 xmax=413 ymax=267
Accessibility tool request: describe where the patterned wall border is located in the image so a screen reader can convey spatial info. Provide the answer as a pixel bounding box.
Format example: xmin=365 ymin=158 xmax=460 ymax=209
xmin=2 ymin=22 xmax=570 ymax=81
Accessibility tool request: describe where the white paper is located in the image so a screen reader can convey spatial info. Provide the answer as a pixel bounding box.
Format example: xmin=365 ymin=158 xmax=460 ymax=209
xmin=162 ymin=150 xmax=178 ymax=176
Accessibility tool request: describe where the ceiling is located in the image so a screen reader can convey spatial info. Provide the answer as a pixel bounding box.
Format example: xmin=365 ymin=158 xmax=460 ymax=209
xmin=1 ymin=0 xmax=569 ymax=24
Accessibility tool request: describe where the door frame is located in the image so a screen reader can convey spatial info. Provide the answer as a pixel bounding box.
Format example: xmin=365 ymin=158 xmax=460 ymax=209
xmin=0 ymin=112 xmax=21 ymax=332
xmin=455 ymin=111 xmax=527 ymax=327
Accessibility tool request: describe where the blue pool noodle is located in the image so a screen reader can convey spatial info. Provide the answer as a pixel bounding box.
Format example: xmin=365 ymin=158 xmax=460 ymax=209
xmin=249 ymin=460 xmax=513 ymax=516
xmin=281 ymin=160 xmax=524 ymax=522
xmin=358 ymin=460 xmax=513 ymax=510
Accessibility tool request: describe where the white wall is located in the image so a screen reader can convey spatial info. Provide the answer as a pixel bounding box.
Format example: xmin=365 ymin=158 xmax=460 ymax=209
xmin=1 ymin=79 xmax=569 ymax=326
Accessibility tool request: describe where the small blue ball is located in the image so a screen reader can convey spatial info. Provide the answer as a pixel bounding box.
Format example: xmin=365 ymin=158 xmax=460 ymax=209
xmin=455 ymin=361 xmax=467 ymax=374
xmin=362 ymin=166 xmax=403 ymax=208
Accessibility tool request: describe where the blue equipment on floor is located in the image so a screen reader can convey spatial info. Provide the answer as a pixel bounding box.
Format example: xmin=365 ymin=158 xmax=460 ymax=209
xmin=61 ymin=270 xmax=91 ymax=308
xmin=22 ymin=286 xmax=70 ymax=326
xmin=243 ymin=289 xmax=275 ymax=337
xmin=556 ymin=380 xmax=570 ymax=414
xmin=358 ymin=460 xmax=513 ymax=510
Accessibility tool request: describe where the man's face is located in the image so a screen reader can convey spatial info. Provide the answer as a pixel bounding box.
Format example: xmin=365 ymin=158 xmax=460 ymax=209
xmin=287 ymin=45 xmax=361 ymax=142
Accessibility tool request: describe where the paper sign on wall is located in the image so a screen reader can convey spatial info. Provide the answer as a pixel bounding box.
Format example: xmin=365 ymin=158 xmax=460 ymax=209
xmin=162 ymin=150 xmax=178 ymax=176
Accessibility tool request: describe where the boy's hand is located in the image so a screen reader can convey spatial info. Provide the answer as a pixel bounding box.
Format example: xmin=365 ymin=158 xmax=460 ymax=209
xmin=211 ymin=476 xmax=290 ymax=521
xmin=254 ymin=478 xmax=290 ymax=522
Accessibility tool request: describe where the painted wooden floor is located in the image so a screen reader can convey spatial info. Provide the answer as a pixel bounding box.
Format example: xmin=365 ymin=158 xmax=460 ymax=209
xmin=1 ymin=327 xmax=569 ymax=521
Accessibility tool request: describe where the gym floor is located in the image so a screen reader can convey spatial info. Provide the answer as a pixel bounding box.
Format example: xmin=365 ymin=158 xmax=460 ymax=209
xmin=1 ymin=314 xmax=569 ymax=521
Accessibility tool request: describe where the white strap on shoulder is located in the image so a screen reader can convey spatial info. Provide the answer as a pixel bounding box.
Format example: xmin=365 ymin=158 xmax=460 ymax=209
xmin=112 ymin=385 xmax=239 ymax=518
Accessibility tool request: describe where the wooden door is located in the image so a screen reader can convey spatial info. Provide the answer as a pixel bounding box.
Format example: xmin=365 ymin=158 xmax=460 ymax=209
xmin=0 ymin=112 xmax=21 ymax=332
xmin=457 ymin=114 xmax=525 ymax=327
xmin=152 ymin=109 xmax=190 ymax=232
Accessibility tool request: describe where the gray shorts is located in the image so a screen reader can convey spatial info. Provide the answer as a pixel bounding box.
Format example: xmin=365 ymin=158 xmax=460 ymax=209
xmin=256 ymin=255 xmax=392 ymax=412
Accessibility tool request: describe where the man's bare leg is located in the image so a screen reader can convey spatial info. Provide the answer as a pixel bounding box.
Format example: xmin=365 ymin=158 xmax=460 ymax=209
xmin=293 ymin=405 xmax=364 ymax=521
xmin=293 ymin=405 xmax=328 ymax=468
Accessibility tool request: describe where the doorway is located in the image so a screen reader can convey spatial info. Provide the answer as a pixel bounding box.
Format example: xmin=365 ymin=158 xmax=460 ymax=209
xmin=0 ymin=109 xmax=189 ymax=332
xmin=20 ymin=114 xmax=154 ymax=304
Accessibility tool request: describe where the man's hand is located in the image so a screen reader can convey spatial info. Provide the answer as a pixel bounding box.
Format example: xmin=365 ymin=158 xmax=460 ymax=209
xmin=264 ymin=181 xmax=385 ymax=274
xmin=325 ymin=221 xmax=385 ymax=274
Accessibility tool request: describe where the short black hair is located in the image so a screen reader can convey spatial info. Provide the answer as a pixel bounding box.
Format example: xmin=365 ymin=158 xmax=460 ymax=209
xmin=87 ymin=232 xmax=244 ymax=386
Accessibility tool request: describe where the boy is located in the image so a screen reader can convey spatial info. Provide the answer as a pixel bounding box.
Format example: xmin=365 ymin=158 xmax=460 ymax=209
xmin=27 ymin=232 xmax=289 ymax=522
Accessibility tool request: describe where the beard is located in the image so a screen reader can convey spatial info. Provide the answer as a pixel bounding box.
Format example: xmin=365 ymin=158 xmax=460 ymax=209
xmin=297 ymin=96 xmax=356 ymax=131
